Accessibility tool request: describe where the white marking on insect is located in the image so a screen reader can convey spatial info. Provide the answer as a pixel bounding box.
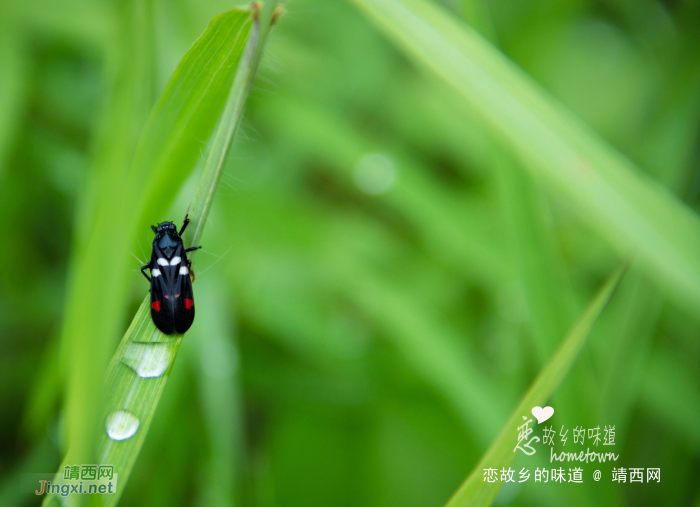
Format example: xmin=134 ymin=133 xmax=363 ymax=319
xmin=179 ymin=266 xmax=189 ymax=275
xmin=170 ymin=256 xmax=181 ymax=266
xmin=157 ymin=258 xmax=169 ymax=266
xmin=151 ymin=269 xmax=161 ymax=277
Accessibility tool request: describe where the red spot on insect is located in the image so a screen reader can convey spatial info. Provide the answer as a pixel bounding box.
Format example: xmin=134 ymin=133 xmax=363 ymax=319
xmin=164 ymin=295 xmax=169 ymax=299
xmin=185 ymin=298 xmax=194 ymax=309
xmin=151 ymin=300 xmax=161 ymax=312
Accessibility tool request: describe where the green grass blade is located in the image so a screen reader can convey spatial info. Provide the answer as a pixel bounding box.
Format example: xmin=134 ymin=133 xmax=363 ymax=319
xmin=181 ymin=1 xmax=270 ymax=249
xmin=348 ymin=0 xmax=700 ymax=314
xmin=444 ymin=264 xmax=627 ymax=507
xmin=62 ymin=3 xmax=252 ymax=467
xmin=131 ymin=5 xmax=257 ymax=236
xmin=43 ymin=4 xmax=272 ymax=506
xmin=94 ymin=10 xmax=265 ymax=507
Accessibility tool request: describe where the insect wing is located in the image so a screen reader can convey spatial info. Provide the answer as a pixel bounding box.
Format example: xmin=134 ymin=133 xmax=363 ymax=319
xmin=174 ymin=254 xmax=195 ymax=334
xmin=150 ymin=264 xmax=176 ymax=334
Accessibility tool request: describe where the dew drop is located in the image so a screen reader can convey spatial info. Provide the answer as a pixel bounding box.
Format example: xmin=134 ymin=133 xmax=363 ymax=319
xmin=106 ymin=410 xmax=139 ymax=441
xmin=122 ymin=341 xmax=176 ymax=378
xmin=353 ymin=153 xmax=397 ymax=195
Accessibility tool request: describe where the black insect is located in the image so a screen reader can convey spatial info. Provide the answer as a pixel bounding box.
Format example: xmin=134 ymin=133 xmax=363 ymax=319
xmin=141 ymin=215 xmax=201 ymax=335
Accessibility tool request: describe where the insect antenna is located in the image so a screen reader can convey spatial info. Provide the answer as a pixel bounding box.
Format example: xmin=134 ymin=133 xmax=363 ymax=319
xmin=130 ymin=251 xmax=147 ymax=265
xmin=136 ymin=233 xmax=147 ymax=261
xmin=194 ymin=246 xmax=233 ymax=278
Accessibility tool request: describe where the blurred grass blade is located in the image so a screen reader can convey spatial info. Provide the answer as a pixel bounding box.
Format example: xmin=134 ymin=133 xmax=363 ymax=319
xmin=495 ymin=153 xmax=600 ymax=449
xmin=261 ymin=95 xmax=511 ymax=286
xmin=494 ymin=153 xmax=576 ymax=361
xmin=0 ymin=11 xmax=26 ymax=177
xmin=327 ymin=256 xmax=508 ymax=442
xmin=445 ymin=264 xmax=627 ymax=507
xmin=642 ymin=347 xmax=700 ymax=449
xmin=460 ymin=0 xmax=496 ymax=43
xmin=599 ymin=271 xmax=662 ymax=446
xmin=60 ymin=0 xmax=156 ymax=474
xmin=191 ymin=278 xmax=245 ymax=507
xmin=348 ymin=0 xmax=700 ymax=314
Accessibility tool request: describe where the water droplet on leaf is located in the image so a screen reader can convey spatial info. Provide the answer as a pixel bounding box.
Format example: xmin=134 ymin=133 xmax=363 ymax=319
xmin=122 ymin=341 xmax=176 ymax=378
xmin=106 ymin=410 xmax=140 ymax=441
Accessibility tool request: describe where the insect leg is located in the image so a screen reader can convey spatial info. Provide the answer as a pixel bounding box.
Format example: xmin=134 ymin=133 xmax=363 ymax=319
xmin=179 ymin=214 xmax=190 ymax=236
xmin=141 ymin=263 xmax=151 ymax=282
xmin=185 ymin=246 xmax=201 ymax=253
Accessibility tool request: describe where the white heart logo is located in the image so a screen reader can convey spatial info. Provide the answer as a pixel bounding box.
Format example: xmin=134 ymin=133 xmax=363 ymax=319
xmin=531 ymin=406 xmax=554 ymax=424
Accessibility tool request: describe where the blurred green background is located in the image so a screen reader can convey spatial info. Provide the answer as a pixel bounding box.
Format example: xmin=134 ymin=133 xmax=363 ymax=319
xmin=1 ymin=0 xmax=699 ymax=506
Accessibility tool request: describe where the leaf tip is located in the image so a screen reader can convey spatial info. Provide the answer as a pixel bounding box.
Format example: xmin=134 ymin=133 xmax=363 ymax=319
xmin=271 ymin=5 xmax=285 ymax=27
xmin=251 ymin=1 xmax=262 ymax=20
